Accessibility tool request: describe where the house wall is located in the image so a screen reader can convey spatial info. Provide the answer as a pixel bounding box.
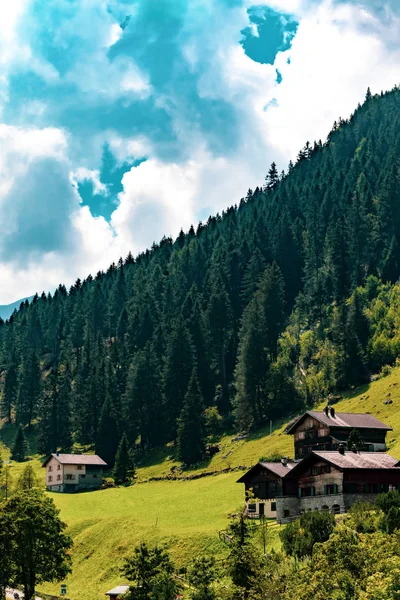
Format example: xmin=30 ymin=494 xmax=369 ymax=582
xmin=276 ymin=496 xmax=300 ymax=522
xmin=244 ymin=472 xmax=283 ymax=499
xmin=46 ymin=459 xmax=103 ymax=492
xmin=245 ymin=499 xmax=277 ymax=519
xmin=297 ymin=461 xmax=344 ymax=495
xmin=45 ymin=456 xmax=63 ymax=487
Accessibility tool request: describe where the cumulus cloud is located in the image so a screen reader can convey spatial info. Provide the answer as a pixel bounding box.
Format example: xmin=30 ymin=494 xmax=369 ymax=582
xmin=1 ymin=0 xmax=400 ymax=301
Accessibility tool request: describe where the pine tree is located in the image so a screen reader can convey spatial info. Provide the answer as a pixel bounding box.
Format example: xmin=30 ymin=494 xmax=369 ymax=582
xmin=177 ymin=370 xmax=205 ymax=465
xmin=16 ymin=350 xmax=41 ymax=428
xmin=125 ymin=343 xmax=162 ymax=449
xmin=234 ymin=294 xmax=267 ymax=430
xmin=96 ymin=397 xmax=120 ymax=467
xmin=347 ymin=428 xmax=364 ymax=451
xmin=11 ymin=425 xmax=29 ymax=462
xmin=163 ymin=321 xmax=194 ymax=441
xmin=16 ymin=464 xmax=40 ymax=491
xmin=113 ymin=433 xmax=135 ymax=484
xmin=2 ymin=355 xmax=18 ymax=423
xmin=264 ymin=162 xmax=279 ymax=191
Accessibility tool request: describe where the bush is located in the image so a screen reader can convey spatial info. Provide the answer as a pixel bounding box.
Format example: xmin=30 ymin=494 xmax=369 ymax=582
xmin=280 ymin=510 xmax=335 ymax=558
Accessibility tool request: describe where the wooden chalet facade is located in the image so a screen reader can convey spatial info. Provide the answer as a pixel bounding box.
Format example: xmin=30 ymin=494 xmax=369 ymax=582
xmin=43 ymin=453 xmax=107 ymax=492
xmin=238 ymin=411 xmax=399 ymax=522
xmin=275 ymin=450 xmax=400 ymax=521
xmin=286 ymin=409 xmax=391 ymax=459
xmin=236 ymin=460 xmax=295 ymax=518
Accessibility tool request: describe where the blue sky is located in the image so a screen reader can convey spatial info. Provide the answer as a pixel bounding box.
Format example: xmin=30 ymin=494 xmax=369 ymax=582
xmin=0 ymin=0 xmax=400 ymax=301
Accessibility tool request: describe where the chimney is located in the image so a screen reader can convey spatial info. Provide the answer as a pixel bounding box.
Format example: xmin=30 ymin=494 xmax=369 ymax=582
xmin=338 ymin=443 xmax=345 ymax=455
xmin=330 ymin=407 xmax=335 ymax=418
xmin=56 ymin=451 xmax=59 ymax=457
xmin=324 ymin=405 xmax=329 ymax=417
xmin=281 ymin=457 xmax=287 ymax=466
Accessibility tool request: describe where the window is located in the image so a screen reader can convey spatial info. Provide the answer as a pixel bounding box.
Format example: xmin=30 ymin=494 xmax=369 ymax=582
xmin=271 ymin=502 xmax=276 ymax=512
xmin=284 ymin=510 xmax=290 ymax=518
xmin=312 ymin=466 xmax=322 ymax=475
xmin=57 ymin=475 xmax=61 ymax=481
xmin=322 ymin=505 xmax=329 ymax=511
xmin=65 ymin=474 xmax=75 ymax=481
xmin=248 ymin=504 xmax=257 ymax=513
xmin=48 ymin=466 xmax=52 ymax=472
xmin=318 ymin=428 xmax=329 ymax=437
xmin=299 ymin=486 xmax=315 ymax=497
xmin=77 ymin=465 xmax=83 ymax=470
xmin=324 ymin=484 xmax=339 ymax=495
xmin=269 ymin=481 xmax=277 ymax=495
xmin=48 ymin=476 xmax=53 ymax=482
xmin=57 ymin=465 xmax=61 ymax=470
xmin=80 ymin=474 xmax=86 ymax=478
xmin=332 ymin=504 xmax=341 ymax=514
xmin=322 ymin=465 xmax=331 ymax=474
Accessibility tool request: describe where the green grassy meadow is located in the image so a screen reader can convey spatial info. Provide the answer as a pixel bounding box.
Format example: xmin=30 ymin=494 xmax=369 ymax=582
xmin=2 ymin=366 xmax=400 ymax=599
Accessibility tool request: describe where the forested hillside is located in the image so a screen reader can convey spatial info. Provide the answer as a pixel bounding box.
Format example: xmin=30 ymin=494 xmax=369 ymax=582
xmin=2 ymin=86 xmax=400 ymax=466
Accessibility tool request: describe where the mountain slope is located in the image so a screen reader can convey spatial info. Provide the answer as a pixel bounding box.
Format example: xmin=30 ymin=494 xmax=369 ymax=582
xmin=2 ymin=87 xmax=400 ymax=462
xmin=0 ymin=296 xmax=34 ymax=321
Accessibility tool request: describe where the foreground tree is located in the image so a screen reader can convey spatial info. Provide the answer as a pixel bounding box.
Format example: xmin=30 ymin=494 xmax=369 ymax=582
xmin=0 ymin=512 xmax=16 ymax=600
xmin=188 ymin=556 xmax=216 ymax=600
xmin=2 ymin=490 xmax=72 ymax=600
xmin=11 ymin=425 xmax=29 ymax=462
xmin=122 ymin=542 xmax=179 ymax=600
xmin=226 ymin=515 xmax=260 ymax=592
xmin=280 ymin=510 xmax=335 ymax=558
xmin=15 ymin=464 xmax=40 ymax=492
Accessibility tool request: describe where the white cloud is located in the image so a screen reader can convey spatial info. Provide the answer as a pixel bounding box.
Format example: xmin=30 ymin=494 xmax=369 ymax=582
xmin=2 ymin=0 xmax=400 ymax=303
xmin=265 ymin=1 xmax=400 ymax=162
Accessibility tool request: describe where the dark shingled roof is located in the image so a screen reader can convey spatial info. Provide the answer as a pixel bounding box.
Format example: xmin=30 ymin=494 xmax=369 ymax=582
xmin=286 ymin=411 xmax=392 ymax=433
xmin=237 ymin=461 xmax=295 ymax=483
xmin=313 ymin=451 xmax=400 ymax=470
xmin=42 ymin=453 xmax=107 ymax=467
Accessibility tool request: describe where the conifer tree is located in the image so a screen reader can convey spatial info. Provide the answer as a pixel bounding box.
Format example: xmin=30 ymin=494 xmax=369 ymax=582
xmin=16 ymin=350 xmax=41 ymax=428
xmin=163 ymin=321 xmax=194 ymax=441
xmin=264 ymin=161 xmax=279 ymax=191
xmin=2 ymin=355 xmax=18 ymax=423
xmin=11 ymin=424 xmax=29 ymax=462
xmin=16 ymin=464 xmax=40 ymax=491
xmin=125 ymin=343 xmax=162 ymax=449
xmin=96 ymin=397 xmax=120 ymax=467
xmin=113 ymin=433 xmax=135 ymax=484
xmin=177 ymin=370 xmax=205 ymax=465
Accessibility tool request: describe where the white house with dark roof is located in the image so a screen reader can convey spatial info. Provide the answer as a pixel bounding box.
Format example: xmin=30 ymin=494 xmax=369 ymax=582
xmin=42 ymin=453 xmax=107 ymax=492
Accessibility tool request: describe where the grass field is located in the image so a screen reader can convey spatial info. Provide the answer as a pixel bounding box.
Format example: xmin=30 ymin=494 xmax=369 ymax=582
xmin=2 ymin=366 xmax=400 ymax=600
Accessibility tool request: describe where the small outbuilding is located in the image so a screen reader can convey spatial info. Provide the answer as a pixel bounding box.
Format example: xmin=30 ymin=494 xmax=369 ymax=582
xmin=105 ymin=585 xmax=129 ymax=600
xmin=43 ymin=453 xmax=107 ymax=492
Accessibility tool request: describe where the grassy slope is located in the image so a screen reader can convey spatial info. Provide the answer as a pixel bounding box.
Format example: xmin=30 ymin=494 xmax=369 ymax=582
xmin=2 ymin=367 xmax=400 ymax=600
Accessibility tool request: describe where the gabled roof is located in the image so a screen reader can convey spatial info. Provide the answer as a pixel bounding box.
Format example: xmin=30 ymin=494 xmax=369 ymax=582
xmin=287 ymin=451 xmax=400 ymax=477
xmin=105 ymin=586 xmax=129 ymax=597
xmin=42 ymin=453 xmax=107 ymax=467
xmin=237 ymin=461 xmax=295 ymax=483
xmin=286 ymin=410 xmax=392 ymax=433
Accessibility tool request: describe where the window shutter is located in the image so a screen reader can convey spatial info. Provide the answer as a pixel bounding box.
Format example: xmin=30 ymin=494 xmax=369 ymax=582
xmin=311 ymin=486 xmax=315 ymax=497
xmin=324 ymin=485 xmax=327 ymax=495
xmin=298 ymin=488 xmax=302 ymax=498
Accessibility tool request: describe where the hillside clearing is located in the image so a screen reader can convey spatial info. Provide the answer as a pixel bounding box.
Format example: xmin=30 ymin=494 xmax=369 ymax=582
xmin=2 ymin=367 xmax=400 ymax=599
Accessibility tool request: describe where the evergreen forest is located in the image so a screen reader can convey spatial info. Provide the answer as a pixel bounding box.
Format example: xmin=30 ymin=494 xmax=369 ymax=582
xmin=3 ymin=86 xmax=400 ymax=466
